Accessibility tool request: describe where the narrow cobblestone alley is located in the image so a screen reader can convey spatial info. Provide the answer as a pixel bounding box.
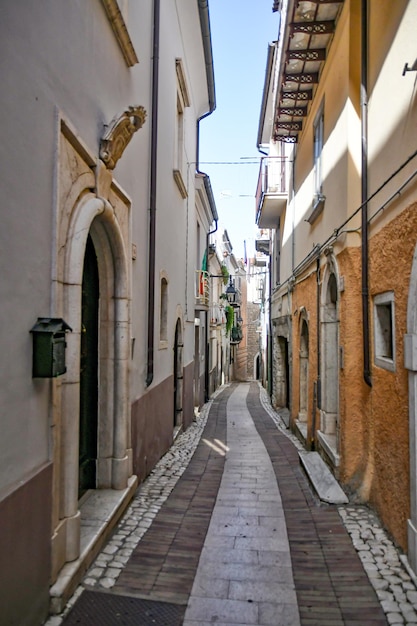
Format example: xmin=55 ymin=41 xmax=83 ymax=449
xmin=46 ymin=383 xmax=417 ymax=626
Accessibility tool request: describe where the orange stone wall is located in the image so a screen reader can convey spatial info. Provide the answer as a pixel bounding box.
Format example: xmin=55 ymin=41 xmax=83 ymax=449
xmin=288 ymin=202 xmax=417 ymax=550
xmin=365 ymin=203 xmax=417 ymax=549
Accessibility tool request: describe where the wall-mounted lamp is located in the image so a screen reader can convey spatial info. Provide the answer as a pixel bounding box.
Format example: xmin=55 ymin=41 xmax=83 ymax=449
xmin=226 ymin=277 xmax=238 ymax=306
xmin=403 ymin=59 xmax=417 ymax=76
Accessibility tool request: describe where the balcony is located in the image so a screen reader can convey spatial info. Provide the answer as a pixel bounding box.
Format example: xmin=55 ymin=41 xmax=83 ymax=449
xmin=230 ymin=326 xmax=243 ymax=345
xmin=195 ymin=270 xmax=210 ymax=308
xmin=210 ymin=303 xmax=226 ymax=326
xmin=255 ymin=156 xmax=288 ymax=229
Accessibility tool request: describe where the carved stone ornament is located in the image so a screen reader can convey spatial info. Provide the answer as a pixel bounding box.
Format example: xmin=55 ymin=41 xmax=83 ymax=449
xmin=100 ymin=105 xmax=146 ymax=170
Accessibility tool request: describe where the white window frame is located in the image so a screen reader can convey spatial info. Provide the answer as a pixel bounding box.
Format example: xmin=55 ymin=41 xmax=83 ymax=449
xmin=374 ymin=291 xmax=396 ymax=372
xmin=101 ymin=0 xmax=138 ymax=67
xmin=173 ymin=59 xmax=190 ymax=198
xmin=313 ymin=104 xmax=324 ymax=197
xmin=306 ymin=101 xmax=326 ymax=224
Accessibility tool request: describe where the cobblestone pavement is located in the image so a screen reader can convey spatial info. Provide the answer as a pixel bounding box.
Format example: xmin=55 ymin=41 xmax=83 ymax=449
xmin=46 ymin=384 xmax=417 ymax=625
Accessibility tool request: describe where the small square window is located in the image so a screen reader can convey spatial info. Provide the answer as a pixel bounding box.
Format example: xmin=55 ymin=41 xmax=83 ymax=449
xmin=374 ymin=292 xmax=395 ymax=372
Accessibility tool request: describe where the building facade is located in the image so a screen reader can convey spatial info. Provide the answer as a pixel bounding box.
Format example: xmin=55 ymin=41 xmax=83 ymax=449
xmin=0 ymin=1 xmax=218 ymax=623
xmin=257 ymin=0 xmax=417 ymax=571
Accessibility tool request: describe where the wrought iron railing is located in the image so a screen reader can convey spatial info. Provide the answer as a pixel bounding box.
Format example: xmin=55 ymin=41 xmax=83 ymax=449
xmin=195 ymin=270 xmax=210 ymax=306
xmin=230 ymin=326 xmax=243 ymax=344
xmin=255 ymin=156 xmax=288 ymax=220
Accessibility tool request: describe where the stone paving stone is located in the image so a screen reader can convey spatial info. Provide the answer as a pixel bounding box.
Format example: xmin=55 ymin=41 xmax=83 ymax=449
xmin=49 ymin=382 xmax=417 ymax=626
xmin=183 ymin=384 xmax=299 ymax=626
xmin=247 ymin=382 xmax=389 ymax=626
xmin=184 ymin=596 xmax=259 ymax=624
xmin=113 ymin=385 xmax=231 ymax=604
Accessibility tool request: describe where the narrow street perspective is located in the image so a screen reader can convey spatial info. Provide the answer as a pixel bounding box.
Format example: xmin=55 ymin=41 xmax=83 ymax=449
xmin=2 ymin=1 xmax=417 ymax=624
xmin=46 ymin=383 xmax=416 ymax=625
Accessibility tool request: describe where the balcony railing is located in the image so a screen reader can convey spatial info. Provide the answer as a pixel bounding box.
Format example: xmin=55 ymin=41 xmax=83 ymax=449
xmin=210 ymin=303 xmax=226 ymax=326
xmin=230 ymin=326 xmax=243 ymax=345
xmin=195 ymin=270 xmax=210 ymax=307
xmin=255 ymin=156 xmax=288 ymax=229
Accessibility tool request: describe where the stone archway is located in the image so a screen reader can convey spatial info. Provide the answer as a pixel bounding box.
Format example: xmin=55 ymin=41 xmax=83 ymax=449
xmin=406 ymin=241 xmax=417 ymax=574
xmin=318 ymin=255 xmax=340 ymax=466
xmin=273 ymin=334 xmax=290 ymax=410
xmin=57 ymin=193 xmax=133 ymax=564
xmin=50 ymin=118 xmax=142 ymax=607
xmin=299 ymin=316 xmax=309 ymax=424
xmin=174 ymin=317 xmax=184 ymax=432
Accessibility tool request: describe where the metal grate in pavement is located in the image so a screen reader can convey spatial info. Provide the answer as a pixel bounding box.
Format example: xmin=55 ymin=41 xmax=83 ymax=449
xmin=62 ymin=590 xmax=186 ymax=625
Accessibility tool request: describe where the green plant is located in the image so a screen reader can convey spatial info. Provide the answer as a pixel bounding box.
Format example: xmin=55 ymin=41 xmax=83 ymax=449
xmin=225 ymin=304 xmax=234 ymax=336
xmin=220 ymin=264 xmax=229 ymax=285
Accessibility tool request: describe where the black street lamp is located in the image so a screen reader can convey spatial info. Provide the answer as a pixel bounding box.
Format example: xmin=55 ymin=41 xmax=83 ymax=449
xmin=226 ymin=276 xmax=237 ymax=306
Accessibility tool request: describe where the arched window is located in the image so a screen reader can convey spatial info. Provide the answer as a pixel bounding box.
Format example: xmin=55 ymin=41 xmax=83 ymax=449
xmin=160 ymin=277 xmax=168 ymax=344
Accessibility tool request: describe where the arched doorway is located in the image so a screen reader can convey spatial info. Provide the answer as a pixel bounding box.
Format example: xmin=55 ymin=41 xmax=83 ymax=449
xmin=320 ymin=269 xmax=340 ymax=458
xmin=56 ymin=194 xmax=133 ymax=567
xmin=79 ymin=234 xmax=99 ymax=498
xmin=173 ymin=318 xmax=183 ymax=432
xmin=273 ymin=335 xmax=290 ymax=409
xmin=299 ymin=317 xmax=309 ymax=423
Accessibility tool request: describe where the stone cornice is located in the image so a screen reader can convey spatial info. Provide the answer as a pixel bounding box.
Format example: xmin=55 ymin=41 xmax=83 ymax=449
xmin=101 ymin=0 xmax=139 ymax=67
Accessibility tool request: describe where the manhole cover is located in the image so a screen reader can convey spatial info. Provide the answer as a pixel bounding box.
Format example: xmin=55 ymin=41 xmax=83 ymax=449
xmin=62 ymin=590 xmax=185 ymax=625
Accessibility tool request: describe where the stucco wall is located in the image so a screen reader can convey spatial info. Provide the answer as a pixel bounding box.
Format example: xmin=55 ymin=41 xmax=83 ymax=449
xmin=131 ymin=360 xmax=196 ymax=483
xmin=366 ymin=203 xmax=417 ymax=549
xmin=131 ymin=376 xmax=174 ymax=483
xmin=0 ymin=463 xmax=52 ymax=626
xmin=336 ymin=245 xmax=368 ymax=489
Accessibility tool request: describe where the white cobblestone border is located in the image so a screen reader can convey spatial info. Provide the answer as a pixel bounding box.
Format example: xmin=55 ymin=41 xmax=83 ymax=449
xmin=259 ymin=382 xmax=417 ymax=625
xmin=47 ymin=382 xmax=417 ymax=626
xmin=45 ymin=386 xmax=225 ymax=624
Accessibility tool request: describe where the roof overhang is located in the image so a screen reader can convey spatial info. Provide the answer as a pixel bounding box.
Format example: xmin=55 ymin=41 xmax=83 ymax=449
xmin=257 ymin=44 xmax=278 ymax=148
xmin=274 ymin=0 xmax=345 ymax=143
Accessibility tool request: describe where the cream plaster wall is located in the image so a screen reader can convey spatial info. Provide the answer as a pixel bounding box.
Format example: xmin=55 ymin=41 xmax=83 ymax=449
xmin=279 ymin=1 xmax=363 ymax=288
xmin=277 ymin=0 xmax=417 ymax=554
xmin=0 ymin=1 xmax=214 ymax=618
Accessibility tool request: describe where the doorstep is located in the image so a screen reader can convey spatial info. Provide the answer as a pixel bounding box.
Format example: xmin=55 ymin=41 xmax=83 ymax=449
xmin=299 ymin=451 xmax=348 ymax=504
xmin=49 ymin=475 xmax=138 ymax=615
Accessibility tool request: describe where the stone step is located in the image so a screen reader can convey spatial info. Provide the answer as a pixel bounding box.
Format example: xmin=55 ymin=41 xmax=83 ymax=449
xmin=299 ymin=451 xmax=349 ymax=504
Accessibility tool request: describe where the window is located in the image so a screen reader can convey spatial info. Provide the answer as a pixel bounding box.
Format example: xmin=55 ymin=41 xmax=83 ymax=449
xmin=374 ymin=292 xmax=395 ymax=371
xmin=275 ymin=227 xmax=281 ymax=286
xmin=313 ymin=105 xmax=324 ymax=197
xmin=159 ymin=276 xmax=168 ymax=347
xmin=173 ymin=59 xmax=190 ymax=198
xmin=306 ymin=102 xmax=325 ymax=224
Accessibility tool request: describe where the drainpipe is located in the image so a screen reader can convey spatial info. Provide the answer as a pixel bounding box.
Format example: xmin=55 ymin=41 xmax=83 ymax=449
xmin=205 ymin=193 xmax=218 ymax=402
xmin=268 ymin=249 xmax=273 ymax=398
xmin=361 ymin=0 xmax=372 ymax=387
xmin=146 ymin=0 xmax=160 ymax=387
xmin=196 ymin=0 xmax=216 ymax=401
xmin=312 ymin=256 xmax=321 ymax=449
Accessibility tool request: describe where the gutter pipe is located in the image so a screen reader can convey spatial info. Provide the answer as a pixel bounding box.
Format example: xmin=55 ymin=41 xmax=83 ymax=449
xmin=196 ymin=0 xmax=216 ymax=401
xmin=361 ymin=0 xmax=372 ymax=387
xmin=146 ymin=0 xmax=160 ymax=387
xmin=197 ymin=0 xmax=216 ymax=117
xmin=204 ymin=176 xmax=218 ymax=401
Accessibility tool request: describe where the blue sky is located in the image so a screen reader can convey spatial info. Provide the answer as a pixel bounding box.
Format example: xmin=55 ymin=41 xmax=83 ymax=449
xmin=199 ymin=0 xmax=280 ymax=259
